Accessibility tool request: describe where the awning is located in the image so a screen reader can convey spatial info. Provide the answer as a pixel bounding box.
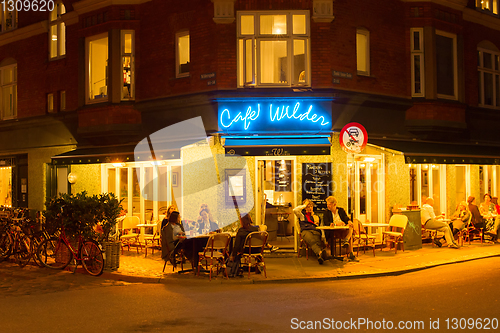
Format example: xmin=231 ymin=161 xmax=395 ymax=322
xmin=369 ymin=138 xmax=500 ymax=165
xmin=224 ymin=136 xmax=331 ymax=156
xmin=51 ymin=144 xmax=180 ymax=165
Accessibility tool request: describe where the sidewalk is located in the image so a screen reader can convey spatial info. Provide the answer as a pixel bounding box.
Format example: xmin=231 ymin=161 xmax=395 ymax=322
xmin=102 ymin=241 xmax=500 ymax=284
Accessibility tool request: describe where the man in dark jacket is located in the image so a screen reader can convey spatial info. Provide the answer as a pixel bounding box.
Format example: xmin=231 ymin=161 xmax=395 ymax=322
xmin=322 ymin=196 xmax=357 ymax=261
xmin=293 ymin=199 xmax=327 ymax=264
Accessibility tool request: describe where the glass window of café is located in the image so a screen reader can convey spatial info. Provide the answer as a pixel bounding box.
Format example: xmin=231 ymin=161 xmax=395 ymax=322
xmin=480 ymin=165 xmax=499 ymax=199
xmin=86 ymin=33 xmax=108 ymax=103
xmin=102 ymin=161 xmax=182 ymax=224
xmin=409 ymin=164 xmax=447 ymax=215
xmin=0 ymin=166 xmax=12 ymax=207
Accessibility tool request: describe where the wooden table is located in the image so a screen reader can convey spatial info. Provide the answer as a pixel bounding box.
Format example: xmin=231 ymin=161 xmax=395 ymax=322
xmin=317 ymin=225 xmax=350 ymax=257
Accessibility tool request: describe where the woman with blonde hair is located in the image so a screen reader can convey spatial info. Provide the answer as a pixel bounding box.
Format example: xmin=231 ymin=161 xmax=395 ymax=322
xmin=450 ymin=201 xmax=470 ymax=238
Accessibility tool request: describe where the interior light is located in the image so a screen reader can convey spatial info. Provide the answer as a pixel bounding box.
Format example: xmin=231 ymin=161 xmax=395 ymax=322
xmin=423 ymin=165 xmax=428 ymax=170
xmin=432 ymin=164 xmax=437 ymax=169
xmin=52 ymin=35 xmax=57 ymax=41
xmin=363 ymin=157 xmax=375 ymax=162
xmin=112 ymin=163 xmax=125 ymax=167
xmin=360 ymin=163 xmax=366 ymax=168
xmin=150 ymin=160 xmax=165 ymax=166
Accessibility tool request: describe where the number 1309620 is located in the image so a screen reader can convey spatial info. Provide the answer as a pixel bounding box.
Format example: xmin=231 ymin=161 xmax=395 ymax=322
xmin=2 ymin=0 xmax=55 ymax=12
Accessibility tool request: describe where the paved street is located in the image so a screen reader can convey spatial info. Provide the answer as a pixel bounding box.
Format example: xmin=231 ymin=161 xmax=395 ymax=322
xmin=1 ymin=257 xmax=499 ymax=332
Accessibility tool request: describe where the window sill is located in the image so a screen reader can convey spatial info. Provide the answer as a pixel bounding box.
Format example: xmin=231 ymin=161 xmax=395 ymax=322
xmin=86 ymin=97 xmax=109 ymax=105
xmin=49 ymin=55 xmax=66 ymax=62
xmin=176 ymin=73 xmax=190 ymax=79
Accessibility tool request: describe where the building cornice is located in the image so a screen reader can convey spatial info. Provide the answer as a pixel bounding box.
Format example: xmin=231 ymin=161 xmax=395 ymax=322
xmin=463 ymin=8 xmax=500 ymax=31
xmin=0 ymin=21 xmax=48 ymax=47
xmin=72 ymin=0 xmax=152 ymax=15
xmin=400 ymin=0 xmax=468 ymax=11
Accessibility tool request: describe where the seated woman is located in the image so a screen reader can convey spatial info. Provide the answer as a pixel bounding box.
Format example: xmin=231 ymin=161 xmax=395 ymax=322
xmin=160 ymin=211 xmax=189 ymax=268
xmin=480 ymin=193 xmax=500 ymax=242
xmin=450 ymin=201 xmax=470 ymax=238
xmin=293 ymin=199 xmax=327 ymax=265
xmin=161 ymin=204 xmax=178 ymax=230
xmin=468 ymin=196 xmax=487 ymax=239
xmin=197 ymin=205 xmax=219 ymax=235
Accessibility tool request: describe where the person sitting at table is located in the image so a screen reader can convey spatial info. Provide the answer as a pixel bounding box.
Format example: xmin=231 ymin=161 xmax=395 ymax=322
xmin=322 ymin=196 xmax=356 ymax=261
xmin=197 ymin=205 xmax=219 ymax=235
xmin=293 ymin=199 xmax=327 ymax=265
xmin=479 ymin=193 xmax=500 ymax=242
xmin=449 ymin=201 xmax=470 ymax=238
xmin=161 ymin=204 xmax=178 ymax=230
xmin=161 ymin=211 xmax=189 ymax=268
xmin=422 ymin=197 xmax=459 ymax=248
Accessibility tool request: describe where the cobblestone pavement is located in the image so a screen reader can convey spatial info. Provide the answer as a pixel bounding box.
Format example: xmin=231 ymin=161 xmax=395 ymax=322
xmin=0 ymin=260 xmax=135 ymax=298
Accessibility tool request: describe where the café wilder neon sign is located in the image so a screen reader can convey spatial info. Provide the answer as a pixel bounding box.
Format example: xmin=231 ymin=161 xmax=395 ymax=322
xmin=219 ymin=102 xmax=330 ymax=131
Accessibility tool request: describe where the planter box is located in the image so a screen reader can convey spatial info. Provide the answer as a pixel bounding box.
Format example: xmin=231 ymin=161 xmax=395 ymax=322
xmin=102 ymin=241 xmax=120 ymax=271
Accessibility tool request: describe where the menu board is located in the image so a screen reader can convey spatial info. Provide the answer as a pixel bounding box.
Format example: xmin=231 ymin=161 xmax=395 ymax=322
xmin=302 ymin=163 xmax=332 ymax=210
xmin=274 ymin=160 xmax=292 ymax=192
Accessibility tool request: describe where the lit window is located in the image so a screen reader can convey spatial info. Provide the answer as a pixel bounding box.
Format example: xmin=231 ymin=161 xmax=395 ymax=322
xmin=0 ymin=6 xmax=17 ymax=32
xmin=49 ymin=1 xmax=66 ymax=59
xmin=478 ymin=43 xmax=500 ymax=108
xmin=476 ymin=0 xmax=499 ymax=15
xmin=0 ymin=63 xmax=17 ymax=119
xmin=86 ymin=34 xmax=108 ymax=103
xmin=356 ymin=28 xmax=370 ymax=76
xmin=411 ymin=28 xmax=425 ymax=97
xmin=60 ymin=90 xmax=66 ymax=111
xmin=47 ymin=93 xmax=54 ymax=113
xmin=122 ymin=31 xmax=135 ymax=100
xmin=176 ymin=31 xmax=190 ymax=78
xmin=436 ymin=30 xmax=457 ymax=100
xmin=237 ymin=11 xmax=310 ymax=87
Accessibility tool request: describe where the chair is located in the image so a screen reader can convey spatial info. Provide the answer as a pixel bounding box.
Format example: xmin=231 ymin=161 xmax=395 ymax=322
xmin=144 ymin=219 xmax=162 ymax=256
xmin=120 ymin=216 xmax=142 ymax=254
xmin=241 ymin=231 xmax=268 ymax=278
xmin=352 ymin=219 xmax=376 ymax=256
xmin=295 ymin=219 xmax=310 ymax=259
xmin=462 ymin=217 xmax=484 ymax=245
xmin=161 ymin=225 xmax=185 ymax=273
xmin=421 ymin=223 xmax=439 ymax=246
xmin=197 ymin=233 xmax=231 ymax=281
xmin=381 ymin=214 xmax=408 ymax=254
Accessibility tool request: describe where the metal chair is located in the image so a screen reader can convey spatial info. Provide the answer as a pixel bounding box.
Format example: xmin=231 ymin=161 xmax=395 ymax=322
xmin=144 ymin=219 xmax=162 ymax=256
xmin=120 ymin=216 xmax=142 ymax=254
xmin=352 ymin=219 xmax=376 ymax=256
xmin=381 ymin=214 xmax=408 ymax=254
xmin=241 ymin=231 xmax=268 ymax=278
xmin=197 ymin=233 xmax=231 ymax=281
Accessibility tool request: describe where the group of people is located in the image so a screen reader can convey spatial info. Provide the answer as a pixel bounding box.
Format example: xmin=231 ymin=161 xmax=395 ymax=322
xmin=293 ymin=196 xmax=357 ymax=265
xmin=421 ymin=193 xmax=500 ymax=248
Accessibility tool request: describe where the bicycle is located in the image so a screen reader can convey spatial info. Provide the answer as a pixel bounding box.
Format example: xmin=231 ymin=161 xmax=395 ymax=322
xmin=36 ymin=226 xmax=105 ymax=276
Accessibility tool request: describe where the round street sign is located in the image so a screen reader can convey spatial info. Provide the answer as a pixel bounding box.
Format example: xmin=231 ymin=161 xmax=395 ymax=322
xmin=339 ymin=122 xmax=368 ymax=154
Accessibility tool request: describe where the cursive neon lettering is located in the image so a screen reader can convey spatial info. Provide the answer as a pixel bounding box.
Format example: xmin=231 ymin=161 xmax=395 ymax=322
xmin=269 ymin=103 xmax=329 ymax=126
xmin=219 ymin=105 xmax=260 ymax=130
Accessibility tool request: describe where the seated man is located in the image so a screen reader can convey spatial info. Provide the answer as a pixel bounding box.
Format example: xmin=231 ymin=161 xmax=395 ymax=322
xmin=422 ymin=197 xmax=459 ymax=249
xmin=322 ymin=196 xmax=356 ymax=261
xmin=293 ymin=199 xmax=327 ymax=264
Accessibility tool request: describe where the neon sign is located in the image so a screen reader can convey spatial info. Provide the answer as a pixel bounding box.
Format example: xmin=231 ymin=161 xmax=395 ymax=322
xmin=218 ymin=100 xmax=332 ymax=133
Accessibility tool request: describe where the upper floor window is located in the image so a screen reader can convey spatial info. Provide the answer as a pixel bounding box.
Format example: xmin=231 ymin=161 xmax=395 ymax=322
xmin=0 ymin=62 xmax=17 ymax=120
xmin=176 ymin=31 xmax=190 ymax=78
xmin=356 ymin=28 xmax=370 ymax=76
xmin=411 ymin=28 xmax=425 ymax=97
xmin=86 ymin=33 xmax=108 ymax=104
xmin=0 ymin=5 xmax=17 ymax=32
xmin=122 ymin=30 xmax=135 ymax=100
xmin=436 ymin=30 xmax=457 ymax=100
xmin=237 ymin=11 xmax=310 ymax=87
xmin=476 ymin=0 xmax=499 ymax=16
xmin=49 ymin=1 xmax=66 ymax=59
xmin=478 ymin=43 xmax=500 ymax=109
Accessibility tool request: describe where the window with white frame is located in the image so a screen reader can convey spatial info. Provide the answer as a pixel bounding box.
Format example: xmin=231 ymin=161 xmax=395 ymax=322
xmin=436 ymin=30 xmax=457 ymax=100
xmin=477 ymin=45 xmax=500 ymax=108
xmin=476 ymin=0 xmax=499 ymax=15
xmin=86 ymin=33 xmax=108 ymax=103
xmin=49 ymin=1 xmax=66 ymax=59
xmin=237 ymin=11 xmax=310 ymax=87
xmin=176 ymin=31 xmax=190 ymax=78
xmin=0 ymin=63 xmax=17 ymax=119
xmin=0 ymin=6 xmax=17 ymax=32
xmin=356 ymin=28 xmax=370 ymax=76
xmin=122 ymin=31 xmax=135 ymax=100
xmin=411 ymin=28 xmax=425 ymax=97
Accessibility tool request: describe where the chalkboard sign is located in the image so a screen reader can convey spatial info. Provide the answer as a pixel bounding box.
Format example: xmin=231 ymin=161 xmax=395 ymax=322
xmin=274 ymin=160 xmax=292 ymax=192
xmin=302 ymin=163 xmax=333 ymax=210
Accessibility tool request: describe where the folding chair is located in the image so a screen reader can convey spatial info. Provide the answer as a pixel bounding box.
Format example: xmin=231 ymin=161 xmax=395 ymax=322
xmin=381 ymin=214 xmax=408 ymax=254
xmin=197 ymin=233 xmax=231 ymax=281
xmin=241 ymin=231 xmax=268 ymax=278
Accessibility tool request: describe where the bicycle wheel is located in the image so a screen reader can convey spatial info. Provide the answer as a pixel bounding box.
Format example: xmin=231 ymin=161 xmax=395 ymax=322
xmin=31 ymin=233 xmax=48 ymax=267
xmin=80 ymin=240 xmax=104 ymax=276
xmin=37 ymin=237 xmax=72 ymax=269
xmin=14 ymin=233 xmax=32 ymax=268
xmin=0 ymin=230 xmax=13 ymax=262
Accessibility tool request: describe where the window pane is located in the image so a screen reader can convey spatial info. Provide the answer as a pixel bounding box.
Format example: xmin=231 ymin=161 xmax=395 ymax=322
xmin=238 ymin=39 xmax=243 ymax=86
xmin=108 ymin=168 xmax=116 ymax=195
xmin=483 ymin=52 xmax=492 ymax=69
xmin=478 ymin=50 xmax=481 ymax=67
xmin=478 ymin=71 xmax=482 ymax=104
xmin=60 ymin=91 xmax=66 ymax=111
xmin=496 ymin=75 xmax=500 ymax=107
xmin=132 ymin=167 xmax=140 ymax=218
xmin=50 ymin=7 xmax=57 ymax=21
xmin=241 ymin=15 xmax=254 ymax=35
xmin=293 ymin=39 xmax=306 ymax=84
xmin=293 ymin=15 xmax=306 ymax=35
xmin=178 ymin=34 xmax=190 ymax=74
xmin=414 ymin=54 xmax=421 ymax=94
xmin=245 ymin=39 xmax=253 ymax=83
xmin=496 ymin=55 xmax=499 ymax=70
xmin=144 ymin=167 xmax=153 ymax=220
xmin=60 ymin=23 xmax=66 ymax=56
xmin=484 ymin=72 xmax=493 ymax=105
xmin=50 ymin=25 xmax=58 ymax=58
xmin=3 ymin=67 xmax=12 ymax=84
xmin=124 ymin=33 xmax=132 ymax=54
xmin=120 ymin=168 xmax=128 ymax=208
xmin=88 ymin=36 xmax=108 ymax=101
xmin=356 ymin=32 xmax=368 ymax=72
xmin=413 ymin=31 xmax=420 ymax=51
xmin=260 ymin=15 xmax=287 ymax=35
xmin=260 ymin=40 xmax=287 ymax=84
xmin=436 ymin=34 xmax=454 ymax=96
xmin=2 ymin=86 xmax=14 ymax=117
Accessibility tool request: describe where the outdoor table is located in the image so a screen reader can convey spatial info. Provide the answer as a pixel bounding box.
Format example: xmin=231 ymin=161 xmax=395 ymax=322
xmin=136 ymin=223 xmax=156 ymax=242
xmin=317 ymin=225 xmax=350 ymax=257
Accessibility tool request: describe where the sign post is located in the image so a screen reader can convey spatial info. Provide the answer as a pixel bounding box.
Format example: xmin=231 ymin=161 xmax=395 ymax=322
xmin=339 ymin=123 xmax=368 ymax=221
